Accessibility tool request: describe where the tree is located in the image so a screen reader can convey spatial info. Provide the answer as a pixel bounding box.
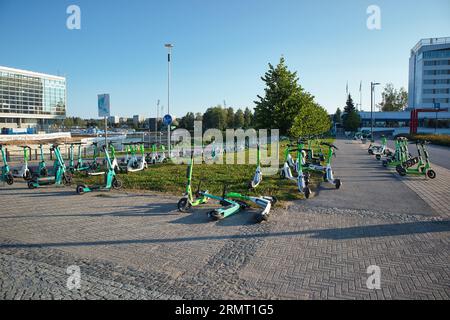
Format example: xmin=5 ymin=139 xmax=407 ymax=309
xmin=254 ymin=57 xmax=311 ymax=135
xmin=344 ymin=94 xmax=356 ymax=114
xmin=343 ymin=110 xmax=361 ymax=132
xmin=178 ymin=112 xmax=195 ymax=131
xmin=203 ymin=105 xmax=227 ymax=130
xmin=244 ymin=107 xmax=253 ymax=129
xmin=380 ymin=83 xmax=408 ymax=112
xmin=226 ymin=107 xmax=234 ymax=129
xmin=333 ymin=108 xmax=342 ymax=124
xmin=290 ymin=103 xmax=331 ymax=138
xmin=233 ymin=109 xmax=245 ymax=128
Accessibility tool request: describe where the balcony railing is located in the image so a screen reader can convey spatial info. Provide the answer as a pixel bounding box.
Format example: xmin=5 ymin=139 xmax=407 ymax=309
xmin=412 ymin=37 xmax=450 ymax=53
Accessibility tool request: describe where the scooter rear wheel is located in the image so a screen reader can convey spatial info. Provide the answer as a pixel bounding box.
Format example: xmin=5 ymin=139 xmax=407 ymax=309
xmin=6 ymin=173 xmax=14 ymax=185
xmin=177 ymin=198 xmax=192 ymax=212
xmin=427 ymin=170 xmax=436 ymax=179
xmin=270 ymin=196 xmax=278 ymax=206
xmin=76 ymin=184 xmax=86 ymax=195
xmin=27 ymin=181 xmax=36 ymax=189
xmin=112 ymin=178 xmax=123 ymax=190
xmin=63 ymin=173 xmax=73 ymax=186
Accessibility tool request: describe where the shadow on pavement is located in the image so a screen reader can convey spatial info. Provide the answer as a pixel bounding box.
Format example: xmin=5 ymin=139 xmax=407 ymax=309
xmin=1 ymin=220 xmax=448 ymax=249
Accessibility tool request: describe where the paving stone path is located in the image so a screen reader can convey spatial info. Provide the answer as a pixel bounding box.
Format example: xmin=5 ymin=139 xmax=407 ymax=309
xmin=0 ymin=140 xmax=449 ymax=300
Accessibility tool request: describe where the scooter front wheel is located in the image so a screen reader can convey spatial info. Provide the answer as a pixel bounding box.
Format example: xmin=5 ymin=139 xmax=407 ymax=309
xmin=208 ymin=210 xmax=223 ymax=221
xmin=255 ymin=213 xmax=269 ymax=223
xmin=177 ymin=198 xmax=192 ymax=212
xmin=23 ymin=170 xmax=31 ymax=181
xmin=6 ymin=173 xmax=14 ymax=185
xmin=112 ymin=178 xmax=123 ymax=190
xmin=76 ymin=184 xmax=86 ymax=195
xmin=427 ymin=170 xmax=436 ymax=179
xmin=335 ymin=179 xmax=341 ymax=189
xmin=304 ymin=187 xmax=311 ymax=199
xmin=27 ymin=181 xmax=36 ymax=189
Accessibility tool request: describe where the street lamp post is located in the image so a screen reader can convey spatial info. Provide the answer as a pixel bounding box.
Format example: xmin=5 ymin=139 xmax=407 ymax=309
xmin=370 ymin=82 xmax=380 ymax=141
xmin=165 ymin=43 xmax=173 ymax=158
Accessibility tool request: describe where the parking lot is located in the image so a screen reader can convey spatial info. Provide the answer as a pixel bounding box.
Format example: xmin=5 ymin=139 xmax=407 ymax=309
xmin=0 ymin=140 xmax=449 ymax=300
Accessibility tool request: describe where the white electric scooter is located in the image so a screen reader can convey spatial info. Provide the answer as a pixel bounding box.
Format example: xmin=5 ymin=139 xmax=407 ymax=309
xmin=12 ymin=145 xmax=32 ymax=180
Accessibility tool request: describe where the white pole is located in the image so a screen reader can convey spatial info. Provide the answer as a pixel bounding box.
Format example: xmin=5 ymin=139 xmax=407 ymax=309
xmin=167 ymin=48 xmax=171 ymax=157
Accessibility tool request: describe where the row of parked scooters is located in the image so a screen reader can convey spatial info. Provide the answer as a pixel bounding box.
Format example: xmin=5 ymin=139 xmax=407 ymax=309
xmin=0 ymin=141 xmax=167 ymax=193
xmin=2 ymin=137 xmax=342 ymax=223
xmin=367 ymin=136 xmax=437 ymax=179
xmin=177 ymin=138 xmax=342 ymax=222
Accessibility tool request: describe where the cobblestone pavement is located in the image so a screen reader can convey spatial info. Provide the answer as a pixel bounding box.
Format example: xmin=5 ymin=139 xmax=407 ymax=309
xmin=0 ymin=140 xmax=449 ymax=300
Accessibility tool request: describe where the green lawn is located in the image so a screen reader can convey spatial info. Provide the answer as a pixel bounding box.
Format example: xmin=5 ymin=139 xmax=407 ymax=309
xmin=73 ymin=139 xmax=334 ymax=202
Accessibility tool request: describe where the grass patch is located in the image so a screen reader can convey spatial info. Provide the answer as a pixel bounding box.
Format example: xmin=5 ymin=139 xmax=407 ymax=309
xmin=395 ymin=134 xmax=450 ymax=147
xmin=73 ymin=139 xmax=334 ymax=202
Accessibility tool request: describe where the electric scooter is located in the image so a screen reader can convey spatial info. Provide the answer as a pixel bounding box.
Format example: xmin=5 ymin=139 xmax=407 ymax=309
xmin=12 ymin=146 xmax=32 ymax=180
xmin=37 ymin=144 xmax=48 ymax=177
xmin=0 ymin=144 xmax=14 ymax=185
xmin=126 ymin=143 xmax=147 ymax=173
xmin=27 ymin=144 xmax=73 ymax=188
xmin=307 ymin=138 xmax=325 ymax=164
xmin=146 ymin=144 xmax=157 ymax=165
xmin=156 ymin=145 xmax=168 ymax=163
xmin=177 ymin=152 xmax=209 ymax=212
xmin=224 ymin=190 xmax=277 ymax=223
xmin=295 ymin=141 xmax=311 ymax=198
xmin=382 ymin=137 xmax=408 ymax=168
xmin=87 ymin=142 xmax=106 ymax=176
xmin=76 ymin=145 xmax=123 ymax=194
xmin=280 ymin=144 xmax=297 ymax=178
xmin=108 ymin=142 xmax=121 ymax=173
xmin=248 ymin=144 xmax=262 ymax=189
xmin=281 ymin=141 xmax=311 ymax=198
xmin=368 ymin=136 xmax=387 ymax=156
xmin=203 ymin=184 xmax=244 ymax=221
xmin=320 ymin=142 xmax=342 ymax=189
xmin=396 ymin=141 xmax=436 ymax=179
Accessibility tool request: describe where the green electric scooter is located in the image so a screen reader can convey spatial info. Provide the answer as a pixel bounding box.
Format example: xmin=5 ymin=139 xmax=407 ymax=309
xmin=27 ymin=144 xmax=73 ymax=188
xmin=248 ymin=144 xmax=262 ymax=189
xmin=76 ymin=145 xmax=123 ymax=194
xmin=204 ymin=184 xmax=244 ymax=221
xmin=281 ymin=140 xmax=311 ymax=198
xmin=0 ymin=144 xmax=14 ymax=185
xmin=177 ymin=152 xmax=209 ymax=212
xmin=224 ymin=190 xmax=277 ymax=223
xmin=396 ymin=141 xmax=436 ymax=179
xmin=382 ymin=137 xmax=408 ymax=168
xmin=37 ymin=144 xmax=48 ymax=177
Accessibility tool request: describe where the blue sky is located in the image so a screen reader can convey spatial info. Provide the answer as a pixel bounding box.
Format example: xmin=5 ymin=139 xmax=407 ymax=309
xmin=0 ymin=0 xmax=449 ymax=118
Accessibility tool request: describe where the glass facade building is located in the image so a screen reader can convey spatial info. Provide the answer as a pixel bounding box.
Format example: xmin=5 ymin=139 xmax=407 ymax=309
xmin=408 ymin=37 xmax=450 ymax=109
xmin=0 ymin=66 xmax=66 ymax=130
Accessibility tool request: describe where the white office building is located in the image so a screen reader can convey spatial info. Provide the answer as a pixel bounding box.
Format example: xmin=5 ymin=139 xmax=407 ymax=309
xmin=0 ymin=66 xmax=66 ymax=130
xmin=408 ymin=37 xmax=450 ymax=109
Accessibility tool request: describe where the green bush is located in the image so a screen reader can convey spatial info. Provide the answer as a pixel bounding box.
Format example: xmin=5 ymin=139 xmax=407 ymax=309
xmin=394 ymin=134 xmax=450 ymax=147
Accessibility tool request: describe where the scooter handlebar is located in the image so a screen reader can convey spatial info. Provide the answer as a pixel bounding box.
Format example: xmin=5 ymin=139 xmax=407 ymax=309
xmin=320 ymin=142 xmax=338 ymax=150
